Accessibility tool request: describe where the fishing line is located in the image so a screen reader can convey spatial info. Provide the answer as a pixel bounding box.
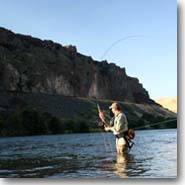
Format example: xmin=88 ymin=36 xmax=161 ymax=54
xmin=97 ymin=35 xmax=150 ymax=153
xmin=101 ymin=129 xmax=109 ymax=152
xmin=100 ymin=34 xmax=150 ymax=60
xmin=132 ymin=118 xmax=177 ymax=130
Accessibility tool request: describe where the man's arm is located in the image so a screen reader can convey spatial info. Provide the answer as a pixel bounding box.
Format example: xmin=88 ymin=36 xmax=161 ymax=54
xmin=99 ymin=111 xmax=110 ymax=128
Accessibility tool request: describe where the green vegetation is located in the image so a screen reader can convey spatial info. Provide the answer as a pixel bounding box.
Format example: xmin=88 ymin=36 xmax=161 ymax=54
xmin=0 ymin=106 xmax=177 ymax=137
xmin=0 ymin=107 xmax=94 ymax=136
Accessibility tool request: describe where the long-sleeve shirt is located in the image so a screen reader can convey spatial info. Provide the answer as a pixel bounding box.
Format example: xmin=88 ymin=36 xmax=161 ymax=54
xmin=108 ymin=112 xmax=128 ymax=135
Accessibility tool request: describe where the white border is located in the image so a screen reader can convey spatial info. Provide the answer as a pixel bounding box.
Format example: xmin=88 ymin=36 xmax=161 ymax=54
xmin=0 ymin=0 xmax=184 ymax=184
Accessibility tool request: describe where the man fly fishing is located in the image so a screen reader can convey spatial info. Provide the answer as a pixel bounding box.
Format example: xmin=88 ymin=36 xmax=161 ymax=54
xmin=98 ymin=102 xmax=134 ymax=155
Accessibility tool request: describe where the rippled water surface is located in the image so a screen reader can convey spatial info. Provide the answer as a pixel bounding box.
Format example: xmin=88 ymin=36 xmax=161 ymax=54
xmin=0 ymin=129 xmax=177 ymax=178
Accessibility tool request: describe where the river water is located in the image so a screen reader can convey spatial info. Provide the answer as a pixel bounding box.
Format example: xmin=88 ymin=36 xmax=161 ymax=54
xmin=0 ymin=129 xmax=177 ymax=178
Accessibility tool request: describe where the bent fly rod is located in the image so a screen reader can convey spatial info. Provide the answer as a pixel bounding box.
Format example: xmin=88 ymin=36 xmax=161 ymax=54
xmin=96 ymin=101 xmax=109 ymax=127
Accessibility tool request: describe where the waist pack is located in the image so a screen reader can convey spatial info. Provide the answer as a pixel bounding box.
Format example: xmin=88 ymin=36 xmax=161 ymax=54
xmin=116 ymin=129 xmax=135 ymax=150
xmin=116 ymin=129 xmax=135 ymax=140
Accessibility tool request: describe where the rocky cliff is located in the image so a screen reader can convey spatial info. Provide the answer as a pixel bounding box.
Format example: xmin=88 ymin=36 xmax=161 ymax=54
xmin=0 ymin=27 xmax=177 ymax=136
xmin=0 ymin=27 xmax=153 ymax=104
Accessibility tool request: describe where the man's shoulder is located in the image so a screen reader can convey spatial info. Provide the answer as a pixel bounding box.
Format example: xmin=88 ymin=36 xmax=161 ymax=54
xmin=119 ymin=112 xmax=126 ymax=117
xmin=117 ymin=112 xmax=127 ymax=119
xmin=120 ymin=112 xmax=128 ymax=121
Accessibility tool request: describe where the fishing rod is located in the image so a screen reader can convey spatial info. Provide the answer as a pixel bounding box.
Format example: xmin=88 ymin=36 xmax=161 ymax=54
xmin=91 ymin=35 xmax=153 ymax=152
xmin=96 ymin=101 xmax=109 ymax=128
xmin=91 ymin=96 xmax=105 ymax=126
xmin=91 ymin=97 xmax=114 ymax=152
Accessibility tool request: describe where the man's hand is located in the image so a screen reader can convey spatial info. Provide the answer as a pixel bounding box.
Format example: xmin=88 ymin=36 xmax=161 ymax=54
xmin=99 ymin=111 xmax=105 ymax=122
xmin=104 ymin=126 xmax=110 ymax=131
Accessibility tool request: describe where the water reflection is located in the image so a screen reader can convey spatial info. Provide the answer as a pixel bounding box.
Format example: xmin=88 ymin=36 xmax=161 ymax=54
xmin=100 ymin=153 xmax=135 ymax=178
xmin=110 ymin=152 xmax=150 ymax=178
xmin=113 ymin=154 xmax=128 ymax=178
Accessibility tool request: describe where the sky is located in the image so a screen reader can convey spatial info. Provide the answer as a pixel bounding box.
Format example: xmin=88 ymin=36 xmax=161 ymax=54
xmin=0 ymin=0 xmax=177 ymax=99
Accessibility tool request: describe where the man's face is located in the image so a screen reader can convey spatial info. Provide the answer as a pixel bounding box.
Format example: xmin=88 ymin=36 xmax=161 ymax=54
xmin=111 ymin=107 xmax=116 ymax=114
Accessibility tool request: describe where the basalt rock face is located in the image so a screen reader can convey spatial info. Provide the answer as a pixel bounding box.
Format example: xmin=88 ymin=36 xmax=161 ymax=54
xmin=0 ymin=27 xmax=153 ymax=104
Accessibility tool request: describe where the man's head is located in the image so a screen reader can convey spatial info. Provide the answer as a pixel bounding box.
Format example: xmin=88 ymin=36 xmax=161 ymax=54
xmin=109 ymin=102 xmax=121 ymax=114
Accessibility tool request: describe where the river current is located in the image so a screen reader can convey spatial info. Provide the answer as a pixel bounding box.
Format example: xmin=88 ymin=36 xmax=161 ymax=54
xmin=0 ymin=129 xmax=177 ymax=178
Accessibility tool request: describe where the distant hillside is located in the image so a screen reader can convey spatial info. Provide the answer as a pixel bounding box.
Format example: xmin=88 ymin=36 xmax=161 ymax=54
xmin=154 ymin=97 xmax=177 ymax=113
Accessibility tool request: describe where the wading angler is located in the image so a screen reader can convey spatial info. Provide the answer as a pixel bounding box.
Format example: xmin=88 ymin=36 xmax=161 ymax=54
xmin=99 ymin=102 xmax=135 ymax=155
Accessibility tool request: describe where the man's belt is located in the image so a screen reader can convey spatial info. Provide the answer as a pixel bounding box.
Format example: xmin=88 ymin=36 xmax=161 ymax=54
xmin=115 ymin=131 xmax=128 ymax=139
